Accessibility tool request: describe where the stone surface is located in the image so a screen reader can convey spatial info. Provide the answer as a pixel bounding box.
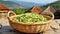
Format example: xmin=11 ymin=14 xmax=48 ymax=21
xmin=50 ymin=21 xmax=60 ymax=30
xmin=43 ymin=30 xmax=55 ymax=34
xmin=43 ymin=19 xmax=60 ymax=34
xmin=0 ymin=18 xmax=9 ymax=26
xmin=55 ymin=19 xmax=60 ymax=25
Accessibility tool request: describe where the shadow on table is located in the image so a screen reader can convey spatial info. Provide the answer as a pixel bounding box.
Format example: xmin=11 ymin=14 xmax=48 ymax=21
xmin=0 ymin=26 xmax=43 ymax=34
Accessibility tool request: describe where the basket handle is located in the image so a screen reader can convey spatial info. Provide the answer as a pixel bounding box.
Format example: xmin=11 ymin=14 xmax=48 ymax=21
xmin=7 ymin=11 xmax=16 ymax=17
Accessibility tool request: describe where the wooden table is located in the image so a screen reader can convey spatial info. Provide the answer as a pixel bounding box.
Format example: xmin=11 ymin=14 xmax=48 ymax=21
xmin=0 ymin=18 xmax=60 ymax=34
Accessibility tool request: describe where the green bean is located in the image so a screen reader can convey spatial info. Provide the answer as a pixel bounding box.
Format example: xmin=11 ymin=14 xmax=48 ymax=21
xmin=13 ymin=13 xmax=48 ymax=23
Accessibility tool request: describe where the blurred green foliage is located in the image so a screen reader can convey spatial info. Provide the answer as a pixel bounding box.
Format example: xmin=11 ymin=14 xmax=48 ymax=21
xmin=12 ymin=8 xmax=28 ymax=15
xmin=12 ymin=1 xmax=60 ymax=15
xmin=40 ymin=1 xmax=60 ymax=10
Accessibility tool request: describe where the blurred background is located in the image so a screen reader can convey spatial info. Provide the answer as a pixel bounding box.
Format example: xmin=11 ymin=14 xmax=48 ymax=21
xmin=0 ymin=0 xmax=60 ymax=19
xmin=0 ymin=0 xmax=59 ymax=8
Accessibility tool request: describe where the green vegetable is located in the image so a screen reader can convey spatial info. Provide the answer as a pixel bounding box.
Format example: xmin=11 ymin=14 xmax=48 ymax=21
xmin=13 ymin=13 xmax=48 ymax=23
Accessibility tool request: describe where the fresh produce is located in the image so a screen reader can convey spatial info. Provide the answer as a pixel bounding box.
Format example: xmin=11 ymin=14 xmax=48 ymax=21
xmin=12 ymin=13 xmax=48 ymax=23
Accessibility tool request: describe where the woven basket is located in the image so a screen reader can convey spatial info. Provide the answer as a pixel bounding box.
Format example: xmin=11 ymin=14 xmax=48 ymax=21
xmin=8 ymin=11 xmax=54 ymax=33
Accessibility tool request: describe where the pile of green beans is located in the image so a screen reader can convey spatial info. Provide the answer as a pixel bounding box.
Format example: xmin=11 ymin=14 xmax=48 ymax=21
xmin=12 ymin=13 xmax=48 ymax=23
